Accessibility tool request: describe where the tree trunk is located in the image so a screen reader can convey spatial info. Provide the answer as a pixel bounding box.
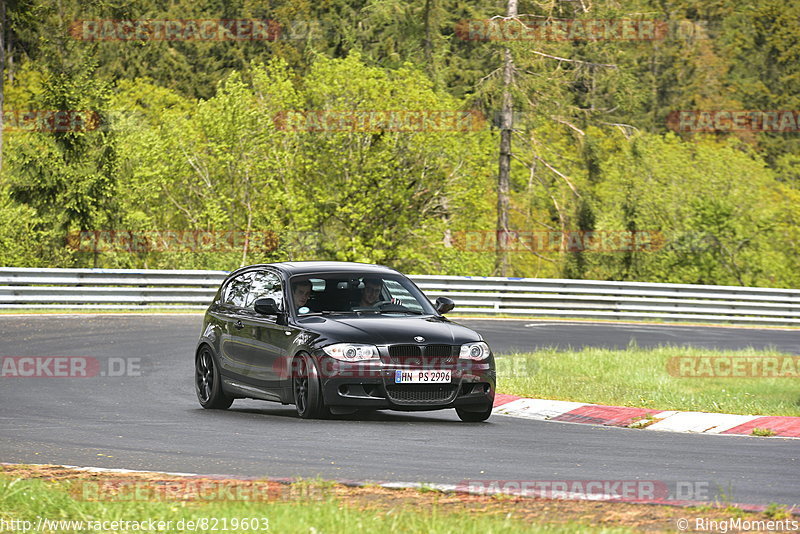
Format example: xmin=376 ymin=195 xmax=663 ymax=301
xmin=422 ymin=0 xmax=438 ymax=87
xmin=495 ymin=0 xmax=517 ymax=276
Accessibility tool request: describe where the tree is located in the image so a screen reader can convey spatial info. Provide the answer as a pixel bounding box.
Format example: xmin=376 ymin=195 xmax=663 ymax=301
xmin=4 ymin=51 xmax=117 ymax=266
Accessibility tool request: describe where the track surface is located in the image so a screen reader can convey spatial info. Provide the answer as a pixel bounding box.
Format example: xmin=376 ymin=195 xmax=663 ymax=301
xmin=0 ymin=316 xmax=797 ymax=506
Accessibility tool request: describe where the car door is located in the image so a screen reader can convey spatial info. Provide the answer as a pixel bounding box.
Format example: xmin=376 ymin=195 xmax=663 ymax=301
xmin=214 ymin=271 xmax=255 ymax=380
xmin=238 ymin=269 xmax=295 ymax=393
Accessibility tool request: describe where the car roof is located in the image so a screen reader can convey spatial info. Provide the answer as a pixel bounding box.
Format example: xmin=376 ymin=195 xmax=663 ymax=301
xmin=228 ymin=261 xmax=401 ymax=279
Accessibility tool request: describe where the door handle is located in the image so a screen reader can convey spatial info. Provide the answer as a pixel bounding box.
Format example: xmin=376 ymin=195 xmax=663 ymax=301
xmin=234 ymin=320 xmax=244 ymax=330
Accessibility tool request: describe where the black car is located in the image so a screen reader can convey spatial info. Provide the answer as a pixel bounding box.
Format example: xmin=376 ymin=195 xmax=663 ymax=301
xmin=194 ymin=261 xmax=496 ymax=421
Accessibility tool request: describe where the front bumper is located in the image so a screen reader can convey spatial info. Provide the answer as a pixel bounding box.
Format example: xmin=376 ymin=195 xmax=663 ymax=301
xmin=313 ymin=351 xmax=496 ymax=412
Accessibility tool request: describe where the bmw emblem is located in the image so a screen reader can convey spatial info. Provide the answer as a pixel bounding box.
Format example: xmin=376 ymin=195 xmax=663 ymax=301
xmin=414 ymin=336 xmax=425 ymax=343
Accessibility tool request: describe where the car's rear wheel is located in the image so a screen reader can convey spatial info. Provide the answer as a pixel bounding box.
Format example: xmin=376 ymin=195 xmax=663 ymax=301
xmin=456 ymin=403 xmax=493 ymax=422
xmin=293 ymin=353 xmax=330 ymax=419
xmin=195 ymin=346 xmax=233 ymax=410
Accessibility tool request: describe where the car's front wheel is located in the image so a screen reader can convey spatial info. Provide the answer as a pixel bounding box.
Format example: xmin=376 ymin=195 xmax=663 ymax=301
xmin=293 ymin=353 xmax=330 ymax=419
xmin=195 ymin=346 xmax=233 ymax=410
xmin=456 ymin=403 xmax=493 ymax=422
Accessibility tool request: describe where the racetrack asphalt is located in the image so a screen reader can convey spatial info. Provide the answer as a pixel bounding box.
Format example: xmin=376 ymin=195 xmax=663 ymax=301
xmin=0 ymin=315 xmax=797 ymax=506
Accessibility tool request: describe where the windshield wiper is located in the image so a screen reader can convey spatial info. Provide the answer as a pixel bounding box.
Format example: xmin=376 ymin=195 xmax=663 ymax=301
xmin=298 ymin=311 xmax=356 ymax=317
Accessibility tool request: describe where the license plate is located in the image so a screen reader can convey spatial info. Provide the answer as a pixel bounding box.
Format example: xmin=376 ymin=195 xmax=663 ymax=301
xmin=394 ymin=370 xmax=451 ymax=383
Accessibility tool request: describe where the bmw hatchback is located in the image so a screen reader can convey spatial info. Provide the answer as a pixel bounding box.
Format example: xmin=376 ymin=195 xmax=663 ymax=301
xmin=194 ymin=261 xmax=496 ymax=421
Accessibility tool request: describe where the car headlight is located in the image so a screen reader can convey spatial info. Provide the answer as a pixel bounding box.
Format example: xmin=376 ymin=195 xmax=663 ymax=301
xmin=459 ymin=341 xmax=491 ymax=360
xmin=322 ymin=343 xmax=379 ymax=362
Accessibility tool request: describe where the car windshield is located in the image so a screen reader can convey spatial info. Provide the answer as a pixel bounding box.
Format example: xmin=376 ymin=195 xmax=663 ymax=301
xmin=289 ymin=273 xmax=436 ymax=316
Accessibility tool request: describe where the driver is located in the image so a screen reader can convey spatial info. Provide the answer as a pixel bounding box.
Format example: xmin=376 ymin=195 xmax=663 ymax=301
xmin=359 ymin=278 xmax=383 ymax=307
xmin=292 ymin=280 xmax=312 ymax=310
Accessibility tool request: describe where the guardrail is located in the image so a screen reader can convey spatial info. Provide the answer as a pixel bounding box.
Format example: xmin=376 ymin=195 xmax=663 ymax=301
xmin=414 ymin=275 xmax=800 ymax=325
xmin=1 ymin=267 xmax=799 ymax=325
xmin=0 ymin=268 xmax=226 ymax=309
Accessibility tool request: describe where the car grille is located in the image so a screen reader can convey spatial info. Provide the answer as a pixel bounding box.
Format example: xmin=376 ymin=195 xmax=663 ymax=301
xmin=389 ymin=345 xmax=422 ymax=358
xmin=385 ymin=385 xmax=458 ymax=404
xmin=387 ymin=344 xmax=457 ymax=366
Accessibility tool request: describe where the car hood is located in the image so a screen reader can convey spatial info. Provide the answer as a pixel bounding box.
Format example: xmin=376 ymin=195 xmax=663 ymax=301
xmin=295 ymin=315 xmax=483 ymax=346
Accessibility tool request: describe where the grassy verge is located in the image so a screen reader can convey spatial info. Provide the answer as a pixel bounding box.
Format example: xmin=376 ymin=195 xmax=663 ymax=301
xmin=0 ymin=471 xmax=632 ymax=534
xmin=4 ymin=466 xmax=797 ymax=533
xmin=495 ymin=345 xmax=800 ymax=416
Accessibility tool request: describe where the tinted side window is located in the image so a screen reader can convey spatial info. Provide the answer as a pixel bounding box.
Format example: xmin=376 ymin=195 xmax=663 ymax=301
xmin=246 ymin=271 xmax=283 ymax=310
xmin=223 ymin=273 xmax=252 ymax=308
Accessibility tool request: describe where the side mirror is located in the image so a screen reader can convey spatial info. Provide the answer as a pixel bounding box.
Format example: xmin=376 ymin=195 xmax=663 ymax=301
xmin=435 ymin=296 xmax=455 ymax=314
xmin=254 ymin=297 xmax=281 ymax=316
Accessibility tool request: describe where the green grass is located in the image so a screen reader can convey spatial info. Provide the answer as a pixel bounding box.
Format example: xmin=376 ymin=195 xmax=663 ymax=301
xmin=495 ymin=345 xmax=800 ymax=416
xmin=0 ymin=475 xmax=633 ymax=534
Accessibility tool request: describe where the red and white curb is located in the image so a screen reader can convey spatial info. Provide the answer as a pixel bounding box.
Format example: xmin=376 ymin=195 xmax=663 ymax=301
xmin=491 ymin=394 xmax=800 ymax=438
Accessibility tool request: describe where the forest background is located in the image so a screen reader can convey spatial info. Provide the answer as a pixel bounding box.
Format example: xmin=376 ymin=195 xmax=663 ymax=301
xmin=1 ymin=0 xmax=798 ymax=288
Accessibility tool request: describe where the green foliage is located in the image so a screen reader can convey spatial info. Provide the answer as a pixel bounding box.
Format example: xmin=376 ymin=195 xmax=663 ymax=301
xmin=589 ymin=133 xmax=790 ymax=286
xmin=3 ymin=52 xmax=118 ymax=266
xmin=0 ymin=189 xmax=55 ymax=266
xmin=0 ymin=0 xmax=797 ymax=287
xmin=102 ymin=55 xmax=495 ymax=272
